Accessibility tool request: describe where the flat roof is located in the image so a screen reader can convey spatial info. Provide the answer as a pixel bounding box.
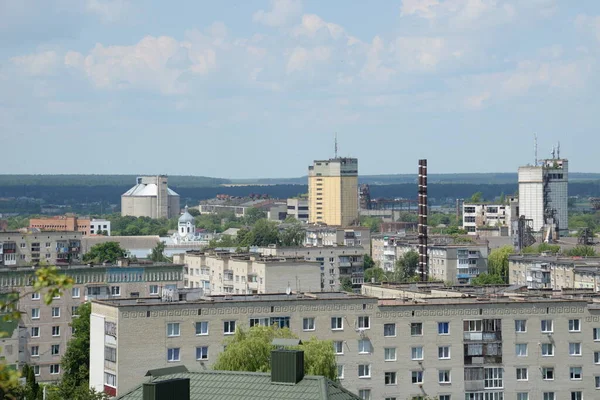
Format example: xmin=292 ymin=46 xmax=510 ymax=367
xmin=0 ymin=262 xmax=184 ymax=273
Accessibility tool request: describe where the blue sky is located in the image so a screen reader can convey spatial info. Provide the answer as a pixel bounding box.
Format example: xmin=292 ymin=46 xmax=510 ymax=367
xmin=1 ymin=0 xmax=599 ymax=178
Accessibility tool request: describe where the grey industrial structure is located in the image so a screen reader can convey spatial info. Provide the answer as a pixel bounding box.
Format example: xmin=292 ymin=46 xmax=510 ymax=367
xmin=121 ymin=176 xmax=180 ymax=219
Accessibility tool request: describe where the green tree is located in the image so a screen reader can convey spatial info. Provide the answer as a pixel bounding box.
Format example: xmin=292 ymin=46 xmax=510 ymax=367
xmin=565 ymin=245 xmax=597 ymax=257
xmin=149 ymin=241 xmax=169 ymax=262
xmin=83 ymin=242 xmax=127 ymax=263
xmin=248 ymin=219 xmax=280 ymax=247
xmin=340 ymin=277 xmax=354 ymax=292
xmin=470 ymin=192 xmax=483 ymax=203
xmin=209 ymin=234 xmax=238 ymax=248
xmin=363 ymin=255 xmax=375 ymax=270
xmin=278 ymin=223 xmax=305 ymax=246
xmin=522 ymin=243 xmax=560 ymax=255
xmin=243 ymin=208 xmax=267 ymax=225
xmin=364 ymin=267 xmax=387 ymax=283
xmin=213 ymin=325 xmax=337 ymax=380
xmin=389 ymin=250 xmax=419 ymax=282
xmin=471 ymin=273 xmax=505 ymax=286
xmin=488 ymin=246 xmax=513 ymax=282
xmin=359 ymin=216 xmax=382 ymax=233
xmin=46 ymin=385 xmax=109 ymax=400
xmin=59 ymin=302 xmax=91 ymax=394
xmin=187 ymin=208 xmax=200 ymax=217
xmin=22 ymin=364 xmax=40 ymax=400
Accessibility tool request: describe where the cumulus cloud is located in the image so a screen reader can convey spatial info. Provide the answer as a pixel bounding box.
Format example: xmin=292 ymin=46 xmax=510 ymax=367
xmin=292 ymin=14 xmax=345 ymax=40
xmin=286 ymin=46 xmax=331 ymax=74
xmin=253 ymin=0 xmax=302 ymax=27
xmin=400 ymin=0 xmax=440 ymax=19
xmin=576 ymin=14 xmax=600 ymax=42
xmin=86 ymin=0 xmax=130 ymax=23
xmin=10 ymin=51 xmax=60 ymax=76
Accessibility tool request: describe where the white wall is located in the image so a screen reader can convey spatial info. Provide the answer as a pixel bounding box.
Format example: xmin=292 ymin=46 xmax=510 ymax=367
xmin=89 ymin=313 xmax=105 ymax=393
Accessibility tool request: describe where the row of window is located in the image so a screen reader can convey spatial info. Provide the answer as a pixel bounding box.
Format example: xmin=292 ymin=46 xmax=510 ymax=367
xmin=346 ymin=365 xmax=452 ymax=384
xmin=25 ymin=364 xmax=60 ymax=376
xmin=358 ymin=392 xmax=580 ymax=400
xmin=30 ymin=344 xmax=61 ymax=356
xmin=30 ymin=326 xmax=63 ymax=337
xmin=167 ymin=346 xmax=210 ymax=362
xmin=333 ymin=341 xmax=451 ymax=360
xmin=514 ymin=318 xmax=584 ymax=333
xmin=515 ymin=342 xmax=595 ymax=357
xmin=358 ymin=390 xmax=451 ymax=400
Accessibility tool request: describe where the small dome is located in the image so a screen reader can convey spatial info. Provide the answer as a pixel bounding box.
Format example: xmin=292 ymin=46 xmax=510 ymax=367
xmin=179 ymin=206 xmax=195 ymax=223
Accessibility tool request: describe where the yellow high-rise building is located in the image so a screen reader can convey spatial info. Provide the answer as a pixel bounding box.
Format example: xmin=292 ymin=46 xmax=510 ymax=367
xmin=308 ymin=157 xmax=358 ymax=226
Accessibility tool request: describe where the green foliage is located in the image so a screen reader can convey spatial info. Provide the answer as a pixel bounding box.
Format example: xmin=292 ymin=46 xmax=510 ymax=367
xmin=46 ymin=385 xmax=109 ymax=400
xmin=488 ymin=246 xmax=513 ymax=282
xmin=389 ymin=250 xmax=419 ymax=282
xmin=340 ymin=277 xmax=354 ymax=292
xmin=569 ymin=211 xmax=600 ymax=233
xmin=187 ymin=208 xmax=200 ymax=217
xmin=278 ymin=222 xmax=305 ymax=246
xmin=105 ymin=214 xmax=176 ymax=236
xmin=213 ymin=325 xmax=337 ymax=380
xmin=397 ymin=212 xmax=418 ymax=223
xmin=471 ymin=273 xmax=505 ymax=286
xmin=149 ymin=241 xmax=170 ymax=262
xmin=243 ymin=208 xmax=267 ymax=225
xmin=248 ymin=219 xmax=280 ymax=246
xmin=565 ymin=245 xmax=597 ymax=257
xmin=470 ymin=192 xmax=483 ymax=203
xmin=364 ymin=267 xmax=387 ymax=284
xmin=359 ymin=216 xmax=381 ymax=233
xmin=209 ymin=234 xmax=238 ymax=248
xmin=21 ymin=364 xmax=40 ymax=400
xmin=83 ymin=242 xmax=127 ymax=263
xmin=59 ymin=302 xmax=91 ymax=396
xmin=447 ymin=227 xmax=469 ymax=236
xmin=363 ymin=255 xmax=375 ymax=270
xmin=522 ymin=243 xmax=560 ymax=255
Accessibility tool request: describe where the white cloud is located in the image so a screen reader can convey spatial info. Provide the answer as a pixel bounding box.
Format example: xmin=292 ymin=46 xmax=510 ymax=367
xmin=286 ymin=46 xmax=331 ymax=74
xmin=10 ymin=51 xmax=60 ymax=76
xmin=360 ymin=36 xmax=395 ymax=82
xmin=292 ymin=14 xmax=345 ymax=40
xmin=253 ymin=0 xmax=302 ymax=27
xmin=86 ymin=0 xmax=130 ymax=23
xmin=576 ymin=14 xmax=600 ymax=43
xmin=464 ymin=91 xmax=491 ymax=109
xmin=400 ymin=0 xmax=440 ymax=19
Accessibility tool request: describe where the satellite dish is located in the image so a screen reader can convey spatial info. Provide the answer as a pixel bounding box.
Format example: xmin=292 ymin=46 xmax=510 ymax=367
xmin=285 ymin=284 xmax=291 ymax=296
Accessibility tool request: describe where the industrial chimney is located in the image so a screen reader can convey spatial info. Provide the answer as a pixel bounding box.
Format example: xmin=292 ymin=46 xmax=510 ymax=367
xmin=418 ymin=159 xmax=428 ymax=281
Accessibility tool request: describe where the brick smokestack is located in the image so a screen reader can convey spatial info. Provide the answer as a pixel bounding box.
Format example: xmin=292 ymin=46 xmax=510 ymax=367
xmin=418 ymin=160 xmax=428 ymax=281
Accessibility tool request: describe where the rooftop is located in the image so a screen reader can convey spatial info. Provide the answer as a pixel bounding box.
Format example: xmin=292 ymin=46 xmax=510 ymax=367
xmin=0 ymin=262 xmax=184 ymax=274
xmin=122 ymin=183 xmax=179 ymax=197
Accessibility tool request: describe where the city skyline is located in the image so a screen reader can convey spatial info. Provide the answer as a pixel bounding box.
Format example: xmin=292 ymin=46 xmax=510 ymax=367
xmin=1 ymin=0 xmax=599 ymax=178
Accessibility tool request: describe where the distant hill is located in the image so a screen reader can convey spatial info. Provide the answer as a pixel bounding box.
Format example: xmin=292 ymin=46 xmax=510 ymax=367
xmin=0 ymin=175 xmax=230 ymax=188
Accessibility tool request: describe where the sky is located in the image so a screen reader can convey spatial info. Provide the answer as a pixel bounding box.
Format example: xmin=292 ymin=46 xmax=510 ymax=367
xmin=1 ymin=0 xmax=599 ymax=178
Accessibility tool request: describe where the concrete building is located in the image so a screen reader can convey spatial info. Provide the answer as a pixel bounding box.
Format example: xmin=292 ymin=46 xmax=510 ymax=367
xmin=462 ymin=201 xmax=517 ymax=236
xmin=287 ymin=198 xmax=309 ymax=223
xmin=308 ymin=158 xmax=358 ymax=227
xmin=1 ymin=261 xmax=184 ymax=382
xmin=304 ymin=226 xmax=371 ymax=255
xmin=172 ymin=251 xmax=321 ymax=295
xmin=518 ymin=156 xmax=568 ymax=236
xmin=29 ymin=215 xmax=111 ymax=236
xmin=0 ymin=230 xmax=82 ymax=267
xmin=90 ymin=287 xmax=600 ymax=400
xmin=256 ymin=246 xmax=365 ymax=291
xmin=121 ymin=176 xmax=180 ymax=219
xmin=509 ymin=254 xmax=600 ymax=290
xmin=372 ymin=234 xmax=489 ymax=284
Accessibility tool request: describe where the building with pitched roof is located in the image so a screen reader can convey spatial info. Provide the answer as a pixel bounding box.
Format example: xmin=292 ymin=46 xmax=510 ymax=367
xmin=121 ymin=176 xmax=180 ymax=219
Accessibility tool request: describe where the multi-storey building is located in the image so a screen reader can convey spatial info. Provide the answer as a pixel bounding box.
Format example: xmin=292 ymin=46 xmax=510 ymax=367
xmin=90 ymin=288 xmax=600 ymax=400
xmin=1 ymin=261 xmax=185 ymax=382
xmin=462 ymin=201 xmax=517 ymax=236
xmin=121 ymin=175 xmax=180 ymax=219
xmin=0 ymin=230 xmax=82 ymax=267
xmin=172 ymin=252 xmax=321 ymax=295
xmin=286 ymin=198 xmax=309 ymax=223
xmin=509 ymin=254 xmax=600 ymax=290
xmin=308 ymin=158 xmax=359 ymax=227
xmin=371 ymin=235 xmax=488 ymax=284
xmin=518 ymin=156 xmax=568 ymax=236
xmin=29 ymin=216 xmax=111 ymax=236
xmin=304 ymin=226 xmax=371 ymax=254
xmin=256 ymin=246 xmax=365 ymax=291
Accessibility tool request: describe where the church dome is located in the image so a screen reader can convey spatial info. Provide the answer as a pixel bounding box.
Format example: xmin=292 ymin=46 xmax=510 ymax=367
xmin=179 ymin=206 xmax=195 ymax=224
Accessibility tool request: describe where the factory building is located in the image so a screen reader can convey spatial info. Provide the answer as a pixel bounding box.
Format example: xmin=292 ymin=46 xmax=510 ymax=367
xmin=121 ymin=176 xmax=180 ymax=219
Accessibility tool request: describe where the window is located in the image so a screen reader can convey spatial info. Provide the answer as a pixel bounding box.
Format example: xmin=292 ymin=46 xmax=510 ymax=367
xmin=33 ymin=365 xmax=40 ymax=376
xmin=149 ymin=285 xmax=159 ymax=295
xmin=224 ymin=320 xmax=236 ymax=334
xmin=570 ymin=367 xmax=582 ymax=380
xmin=411 ymin=322 xmax=423 ymax=336
xmin=110 ymin=286 xmax=120 ymax=296
xmin=411 ymin=370 xmax=423 ymax=384
xmin=303 ymin=317 xmax=315 ymax=331
xmin=569 ymin=342 xmax=582 ymax=356
xmin=517 ymin=394 xmax=528 ymax=400
xmin=516 ymin=368 xmax=528 ymax=381
xmin=167 ymin=348 xmax=180 ymax=362
xmin=595 ymin=351 xmax=600 ymax=364
xmin=337 ymin=365 xmax=344 ymax=379
xmin=411 ymin=346 xmax=423 ymax=360
xmin=195 ymin=321 xmax=208 ymax=335
xmin=31 ymin=327 xmax=40 ymax=337
xmin=569 ymin=319 xmax=581 ymax=332
xmin=31 ymin=346 xmax=39 ymax=357
xmin=543 ymin=393 xmax=555 ymax=400
xmin=465 ymin=320 xmax=482 ymax=332
xmin=52 ymin=326 xmax=60 ymax=336
xmin=594 ymin=328 xmax=600 ymax=341
xmin=249 ymin=317 xmax=269 ymax=327
xmin=438 ymin=322 xmax=449 ymax=335
xmin=385 ymin=371 xmax=397 ymax=385
xmin=358 ymin=364 xmax=371 ymax=378
xmin=331 ymin=317 xmax=343 ymax=330
xmin=358 ymin=389 xmax=371 ymax=400
xmin=51 ymin=344 xmax=60 ymax=355
xmin=357 ymin=316 xmax=370 ymax=329
xmin=104 ymin=372 xmax=117 ymax=387
xmin=438 ymin=370 xmax=451 ymax=384
xmin=484 ymin=367 xmax=503 ymax=389
xmin=52 ymin=293 xmax=60 ymax=299
xmin=515 ymin=343 xmax=527 ymax=356
xmin=358 ymin=339 xmax=371 ymax=354
xmin=105 ymin=346 xmax=116 ymax=362
xmin=541 ymin=319 xmax=553 ymax=333
xmin=571 ymin=393 xmax=582 ymax=400
xmin=541 ymin=343 xmax=554 ymax=356
xmin=595 ymin=375 xmax=600 ymax=389
xmin=439 ymin=396 xmax=451 ymax=400
xmin=196 ymin=346 xmax=209 ymax=360
xmin=384 ymin=323 xmax=396 ymax=337
xmin=31 ymin=292 xmax=40 ymax=300
xmin=515 ymin=320 xmax=527 ymax=332
xmin=167 ymin=323 xmax=180 ymax=337
xmin=384 ymin=347 xmax=396 ymax=361
xmin=31 ymin=308 xmax=39 ymax=319
xmin=542 ymin=367 xmax=554 ymax=380
xmin=333 ymin=341 xmax=344 ymax=355
xmin=438 ymin=346 xmax=450 ymax=359
xmin=71 ymin=287 xmax=80 ymax=298
xmin=51 ymin=307 xmax=60 ymax=318
xmin=50 ymin=364 xmax=60 ymax=374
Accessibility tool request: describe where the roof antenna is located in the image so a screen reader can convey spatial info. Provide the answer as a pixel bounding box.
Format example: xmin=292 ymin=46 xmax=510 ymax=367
xmin=534 ymin=133 xmax=538 ymax=166
xmin=557 ymin=141 xmax=560 ymax=159
xmin=334 ymin=133 xmax=338 ymax=159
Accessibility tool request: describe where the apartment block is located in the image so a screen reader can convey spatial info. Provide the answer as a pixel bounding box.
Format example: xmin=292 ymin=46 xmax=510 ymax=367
xmin=172 ymin=252 xmax=321 ymax=295
xmin=29 ymin=215 xmax=111 ymax=236
xmin=304 ymin=225 xmax=371 ymax=254
xmin=287 ymin=198 xmax=309 ymax=223
xmin=0 ymin=230 xmax=83 ymax=267
xmin=1 ymin=261 xmax=184 ymax=383
xmin=90 ymin=288 xmax=600 ymax=400
xmin=372 ymin=235 xmax=488 ymax=284
xmin=509 ymin=255 xmax=600 ymax=290
xmin=462 ymin=202 xmax=516 ymax=236
xmin=308 ymin=158 xmax=359 ymax=227
xmin=256 ymin=246 xmax=365 ymax=291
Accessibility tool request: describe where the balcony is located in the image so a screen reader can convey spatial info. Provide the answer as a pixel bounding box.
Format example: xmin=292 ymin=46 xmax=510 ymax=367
xmin=339 ymin=262 xmax=351 ymax=267
xmin=383 ymin=250 xmax=395 ymax=256
xmin=463 ymin=331 xmax=502 ymax=341
xmin=464 ymin=381 xmax=485 ymax=392
xmin=468 ymin=253 xmax=480 ymax=259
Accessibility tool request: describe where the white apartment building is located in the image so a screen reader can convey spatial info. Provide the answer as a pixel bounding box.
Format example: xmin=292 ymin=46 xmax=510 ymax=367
xmin=89 ymin=219 xmax=111 ymax=236
xmin=509 ymin=255 xmax=600 ymax=291
xmin=304 ymin=226 xmax=371 ymax=254
xmin=462 ymin=201 xmax=517 ymax=236
xmin=172 ymin=252 xmax=321 ymax=295
xmin=90 ymin=288 xmax=600 ymax=400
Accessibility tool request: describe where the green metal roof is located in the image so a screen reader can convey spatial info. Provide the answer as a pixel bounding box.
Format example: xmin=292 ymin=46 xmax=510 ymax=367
xmin=118 ymin=370 xmax=360 ymax=400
